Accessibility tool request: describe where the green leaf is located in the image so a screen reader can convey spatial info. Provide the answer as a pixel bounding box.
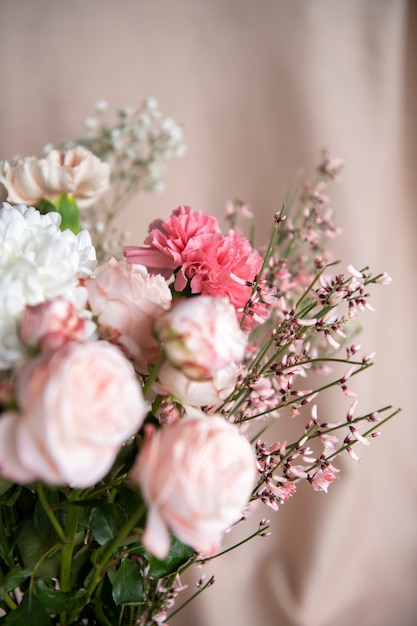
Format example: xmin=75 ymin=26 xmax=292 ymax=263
xmin=38 ymin=194 xmax=80 ymax=234
xmin=90 ymin=504 xmax=127 ymax=547
xmin=34 ymin=578 xmax=89 ymax=614
xmin=148 ymin=535 xmax=194 ymax=578
xmin=15 ymin=522 xmax=61 ymax=578
xmin=1 ymin=593 xmax=52 ymax=626
xmin=0 ymin=568 xmax=31 ymax=601
xmin=0 ymin=483 xmax=22 ymax=506
xmin=111 ymin=559 xmax=144 ymax=605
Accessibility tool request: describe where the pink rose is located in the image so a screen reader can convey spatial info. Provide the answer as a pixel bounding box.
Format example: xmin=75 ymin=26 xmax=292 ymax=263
xmin=0 ymin=147 xmax=110 ymax=210
xmin=131 ymin=413 xmax=257 ymax=559
xmin=19 ymin=297 xmax=88 ymax=352
xmin=157 ymin=362 xmax=238 ymax=407
xmin=85 ymin=258 xmax=172 ymax=372
xmin=154 ymin=296 xmax=247 ymax=380
xmin=0 ymin=341 xmax=147 ymax=487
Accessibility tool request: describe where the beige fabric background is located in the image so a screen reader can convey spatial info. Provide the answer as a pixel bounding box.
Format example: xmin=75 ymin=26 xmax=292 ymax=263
xmin=0 ymin=1 xmax=416 ymax=624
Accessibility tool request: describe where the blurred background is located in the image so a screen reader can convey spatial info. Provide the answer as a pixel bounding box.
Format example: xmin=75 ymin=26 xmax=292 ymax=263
xmin=0 ymin=1 xmax=416 ymax=624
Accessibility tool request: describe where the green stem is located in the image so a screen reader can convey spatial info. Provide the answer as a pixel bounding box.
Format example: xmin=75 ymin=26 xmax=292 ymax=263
xmin=167 ymin=575 xmax=215 ymax=622
xmin=60 ymin=501 xmax=80 ymax=593
xmin=2 ymin=592 xmax=17 ymax=611
xmin=198 ymin=523 xmax=271 ymax=564
xmin=142 ymin=352 xmax=166 ymax=398
xmin=240 ymin=211 xmax=283 ymax=329
xmin=36 ymin=483 xmax=67 ymax=544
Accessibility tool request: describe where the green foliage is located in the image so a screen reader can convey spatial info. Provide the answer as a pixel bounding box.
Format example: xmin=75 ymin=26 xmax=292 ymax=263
xmin=90 ymin=503 xmax=127 ymax=546
xmin=147 ymin=535 xmax=194 ymax=578
xmin=15 ymin=522 xmax=61 ymax=579
xmin=34 ymin=579 xmax=89 ymax=615
xmin=111 ymin=560 xmax=144 ymax=605
xmin=1 ymin=593 xmax=52 ymax=626
xmin=38 ymin=194 xmax=80 ymax=234
xmin=0 ymin=569 xmax=30 ymax=602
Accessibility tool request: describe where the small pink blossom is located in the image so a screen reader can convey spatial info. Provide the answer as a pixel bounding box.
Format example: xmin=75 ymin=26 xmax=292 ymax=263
xmin=0 ymin=341 xmax=147 ymax=487
xmin=310 ymin=463 xmax=340 ymax=492
xmin=154 ymin=296 xmax=247 ymax=380
xmin=131 ymin=413 xmax=257 ymax=559
xmin=319 ymin=432 xmax=340 ymax=455
xmin=19 ymin=297 xmax=88 ymax=352
xmin=375 ymin=272 xmax=392 ymax=285
xmin=85 ymin=258 xmax=172 ymax=372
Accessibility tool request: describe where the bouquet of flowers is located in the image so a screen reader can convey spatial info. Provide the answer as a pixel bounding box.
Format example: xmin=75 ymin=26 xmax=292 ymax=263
xmin=0 ymin=99 xmax=398 ymax=626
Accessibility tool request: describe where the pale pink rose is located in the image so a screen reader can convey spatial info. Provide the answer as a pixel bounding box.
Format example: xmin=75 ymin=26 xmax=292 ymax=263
xmin=86 ymin=258 xmax=172 ymax=371
xmin=131 ymin=413 xmax=257 ymax=559
xmin=0 ymin=147 xmax=110 ymax=209
xmin=154 ymin=296 xmax=247 ymax=380
xmin=19 ymin=297 xmax=87 ymax=352
xmin=0 ymin=341 xmax=147 ymax=487
xmin=123 ymin=205 xmax=221 ymax=278
xmin=157 ymin=361 xmax=238 ymax=407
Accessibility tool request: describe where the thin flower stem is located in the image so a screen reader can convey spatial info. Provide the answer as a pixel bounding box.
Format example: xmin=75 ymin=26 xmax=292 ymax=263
xmin=296 ymin=260 xmax=340 ymax=310
xmin=29 ymin=541 xmax=62 ymax=586
xmin=240 ymin=209 xmax=283 ymax=328
xmin=166 ymin=576 xmax=215 ymax=622
xmin=36 ymin=483 xmax=67 ymax=544
xmin=198 ymin=523 xmax=271 ymax=564
xmin=323 ymin=407 xmax=402 ymax=465
xmin=142 ymin=352 xmax=166 ymax=399
xmin=3 ymin=594 xmax=17 ymax=611
xmin=239 ymin=362 xmax=372 ymax=423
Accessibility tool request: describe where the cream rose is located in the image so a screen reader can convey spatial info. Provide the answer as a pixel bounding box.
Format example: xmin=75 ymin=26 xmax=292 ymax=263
xmin=0 ymin=146 xmax=110 ymax=209
xmin=131 ymin=413 xmax=257 ymax=559
xmin=154 ymin=295 xmax=247 ymax=380
xmin=0 ymin=340 xmax=147 ymax=487
xmin=85 ymin=258 xmax=172 ymax=371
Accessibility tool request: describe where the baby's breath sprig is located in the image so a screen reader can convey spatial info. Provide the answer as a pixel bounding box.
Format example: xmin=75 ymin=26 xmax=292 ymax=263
xmin=59 ymin=98 xmax=186 ymax=260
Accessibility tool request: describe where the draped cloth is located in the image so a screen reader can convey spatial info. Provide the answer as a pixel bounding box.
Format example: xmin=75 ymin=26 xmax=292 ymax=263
xmin=0 ymin=1 xmax=416 ymax=624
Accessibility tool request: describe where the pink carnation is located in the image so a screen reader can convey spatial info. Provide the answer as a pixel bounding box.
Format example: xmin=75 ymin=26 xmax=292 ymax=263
xmin=123 ymin=205 xmax=221 ymax=278
xmin=177 ymin=229 xmax=263 ymax=318
xmin=124 ymin=206 xmax=266 ymax=329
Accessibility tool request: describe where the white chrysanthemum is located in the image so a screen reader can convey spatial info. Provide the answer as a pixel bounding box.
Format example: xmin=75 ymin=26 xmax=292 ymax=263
xmin=0 ymin=203 xmax=97 ymax=369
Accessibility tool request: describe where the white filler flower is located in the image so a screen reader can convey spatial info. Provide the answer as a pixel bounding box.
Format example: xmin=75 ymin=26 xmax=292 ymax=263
xmin=0 ymin=203 xmax=96 ymax=369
